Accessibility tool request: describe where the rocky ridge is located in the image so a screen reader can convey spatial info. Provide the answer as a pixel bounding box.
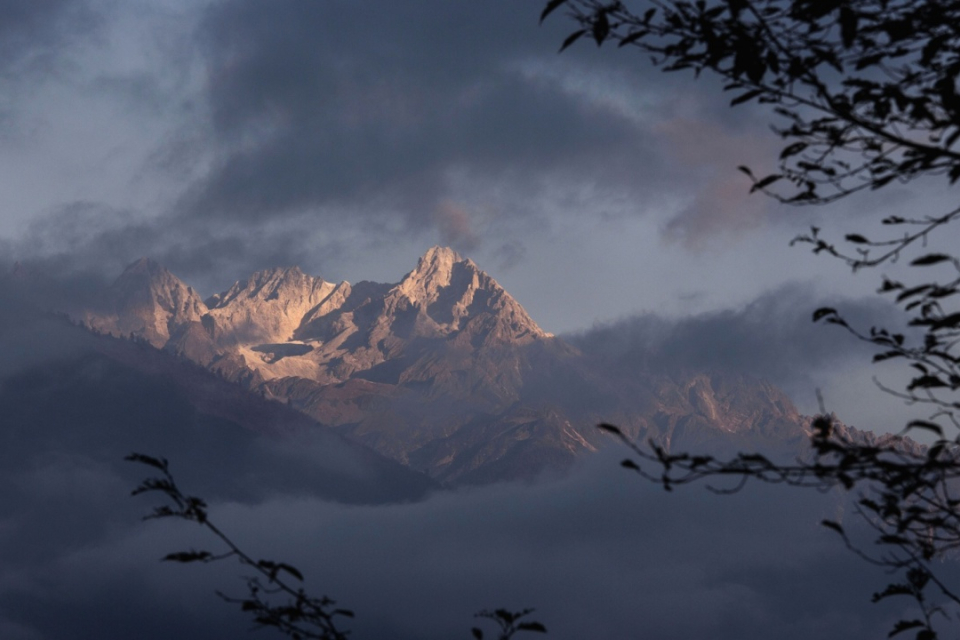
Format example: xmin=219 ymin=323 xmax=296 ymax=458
xmin=83 ymin=258 xmax=207 ymax=348
xmin=77 ymin=246 xmax=809 ymax=484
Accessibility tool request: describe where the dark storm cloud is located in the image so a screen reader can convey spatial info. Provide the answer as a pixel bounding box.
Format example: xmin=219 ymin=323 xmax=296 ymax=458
xmin=3 ymin=0 xmax=792 ymax=284
xmin=9 ymin=0 xmax=687 ymax=287
xmin=13 ymin=200 xmax=354 ymax=296
xmin=178 ymin=0 xmax=670 ymax=233
xmin=566 ymin=283 xmax=905 ymax=395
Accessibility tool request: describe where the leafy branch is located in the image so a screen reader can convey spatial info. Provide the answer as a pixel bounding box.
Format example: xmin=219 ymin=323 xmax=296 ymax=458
xmin=126 ymin=452 xmax=353 ymax=640
xmin=597 ymin=417 xmax=960 ymax=637
xmin=545 ymin=0 xmax=960 ymax=272
xmin=472 ymin=609 xmax=547 ymax=640
xmin=543 ymin=0 xmax=960 ymax=637
xmin=126 ymin=453 xmax=548 ymax=640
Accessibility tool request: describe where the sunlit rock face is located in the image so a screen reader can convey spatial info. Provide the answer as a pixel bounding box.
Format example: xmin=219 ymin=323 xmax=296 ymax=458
xmin=82 ymin=258 xmax=207 ymax=348
xmin=205 ymin=266 xmax=339 ymax=345
xmin=77 ymin=247 xmax=810 ymax=485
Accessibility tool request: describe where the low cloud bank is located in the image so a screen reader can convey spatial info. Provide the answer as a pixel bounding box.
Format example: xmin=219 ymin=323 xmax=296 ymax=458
xmin=0 ymin=445 xmax=938 ymax=639
xmin=565 ymin=283 xmax=922 ymax=432
xmin=567 ymin=283 xmax=899 ymax=389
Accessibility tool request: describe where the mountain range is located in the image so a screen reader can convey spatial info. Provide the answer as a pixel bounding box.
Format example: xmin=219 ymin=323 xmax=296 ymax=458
xmin=75 ymin=246 xmax=810 ymax=484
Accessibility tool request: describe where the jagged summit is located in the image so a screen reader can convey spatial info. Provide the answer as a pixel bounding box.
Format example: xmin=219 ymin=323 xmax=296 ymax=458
xmin=414 ymin=245 xmax=464 ymax=277
xmin=423 ymin=244 xmax=463 ymax=263
xmin=82 ymin=258 xmax=207 ymax=348
xmin=391 ymin=246 xmax=548 ymax=343
xmin=207 ymin=266 xmax=329 ymax=308
xmin=81 ymin=247 xmax=550 ymax=375
xmin=205 ymin=266 xmax=340 ymax=345
xmin=397 ymin=246 xmax=467 ymax=303
xmin=114 ymin=258 xmax=195 ymax=297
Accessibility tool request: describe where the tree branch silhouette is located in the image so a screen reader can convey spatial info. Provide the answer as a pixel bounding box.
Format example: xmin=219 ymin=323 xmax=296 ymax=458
xmin=543 ymin=0 xmax=960 ymax=636
xmin=126 ymin=453 xmax=547 ymax=640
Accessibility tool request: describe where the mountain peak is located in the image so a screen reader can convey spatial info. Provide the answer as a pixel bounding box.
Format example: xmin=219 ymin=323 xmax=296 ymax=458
xmin=209 ymin=266 xmax=325 ymax=308
xmin=256 ymin=265 xmax=306 ymax=281
xmin=388 ymin=246 xmax=549 ymax=344
xmin=421 ymin=245 xmax=463 ymax=265
xmin=114 ymin=257 xmax=189 ymax=295
xmin=204 ymin=266 xmax=337 ymax=344
xmin=68 ymin=250 xmax=815 ymax=486
xmin=398 ymin=246 xmax=473 ymax=302
xmin=85 ymin=259 xmax=207 ymax=347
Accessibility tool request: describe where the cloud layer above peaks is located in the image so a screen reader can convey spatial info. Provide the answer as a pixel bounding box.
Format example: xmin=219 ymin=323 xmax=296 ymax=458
xmin=1 ymin=0 xmax=798 ymax=298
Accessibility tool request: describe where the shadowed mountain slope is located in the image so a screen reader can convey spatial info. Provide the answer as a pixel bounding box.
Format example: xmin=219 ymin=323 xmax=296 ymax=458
xmin=0 ymin=313 xmax=437 ymax=506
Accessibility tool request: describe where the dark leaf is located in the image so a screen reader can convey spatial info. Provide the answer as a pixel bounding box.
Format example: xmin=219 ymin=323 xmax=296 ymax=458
xmin=539 ymin=0 xmax=568 ymax=23
xmin=618 ymin=29 xmax=649 ymax=47
xmin=921 ymin=34 xmax=947 ymax=65
xmin=559 ymin=29 xmax=587 ymax=52
xmin=871 ymin=174 xmax=896 ymax=190
xmin=855 ymin=52 xmax=884 ymax=70
xmin=730 ymin=89 xmax=763 ymax=106
xmin=910 ymin=253 xmax=952 ymax=266
xmin=750 ymin=174 xmax=782 ymax=192
xmin=948 ymin=127 xmax=960 ymax=150
xmin=727 ymin=0 xmax=747 ymax=18
xmin=933 ymin=312 xmax=960 ymax=329
xmin=839 ymin=6 xmax=857 ymax=48
xmin=872 ymin=351 xmax=901 ymax=363
xmin=905 ymin=420 xmax=943 ymax=437
xmin=908 ymin=375 xmax=946 ymax=390
xmin=821 ymin=519 xmax=844 ymax=534
xmin=592 ymin=11 xmax=610 ymax=46
xmin=873 ymin=584 xmax=913 ymax=602
xmin=518 ymin=622 xmax=548 ymax=633
xmin=163 ymin=551 xmax=212 ymax=563
xmin=845 ymin=234 xmax=869 ymax=244
xmin=472 ymin=628 xmax=483 ymax=640
xmin=896 ymin=284 xmax=932 ymax=302
xmin=887 ymin=619 xmax=924 ymax=637
xmin=125 ymin=453 xmax=168 ymax=472
xmin=278 ymin=562 xmax=305 ymax=582
xmin=812 ymin=307 xmax=838 ymax=322
xmin=780 ymin=142 xmax=808 ymax=159
xmin=597 ymin=423 xmax=622 ymax=435
xmin=951 ymin=164 xmax=960 ymax=184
